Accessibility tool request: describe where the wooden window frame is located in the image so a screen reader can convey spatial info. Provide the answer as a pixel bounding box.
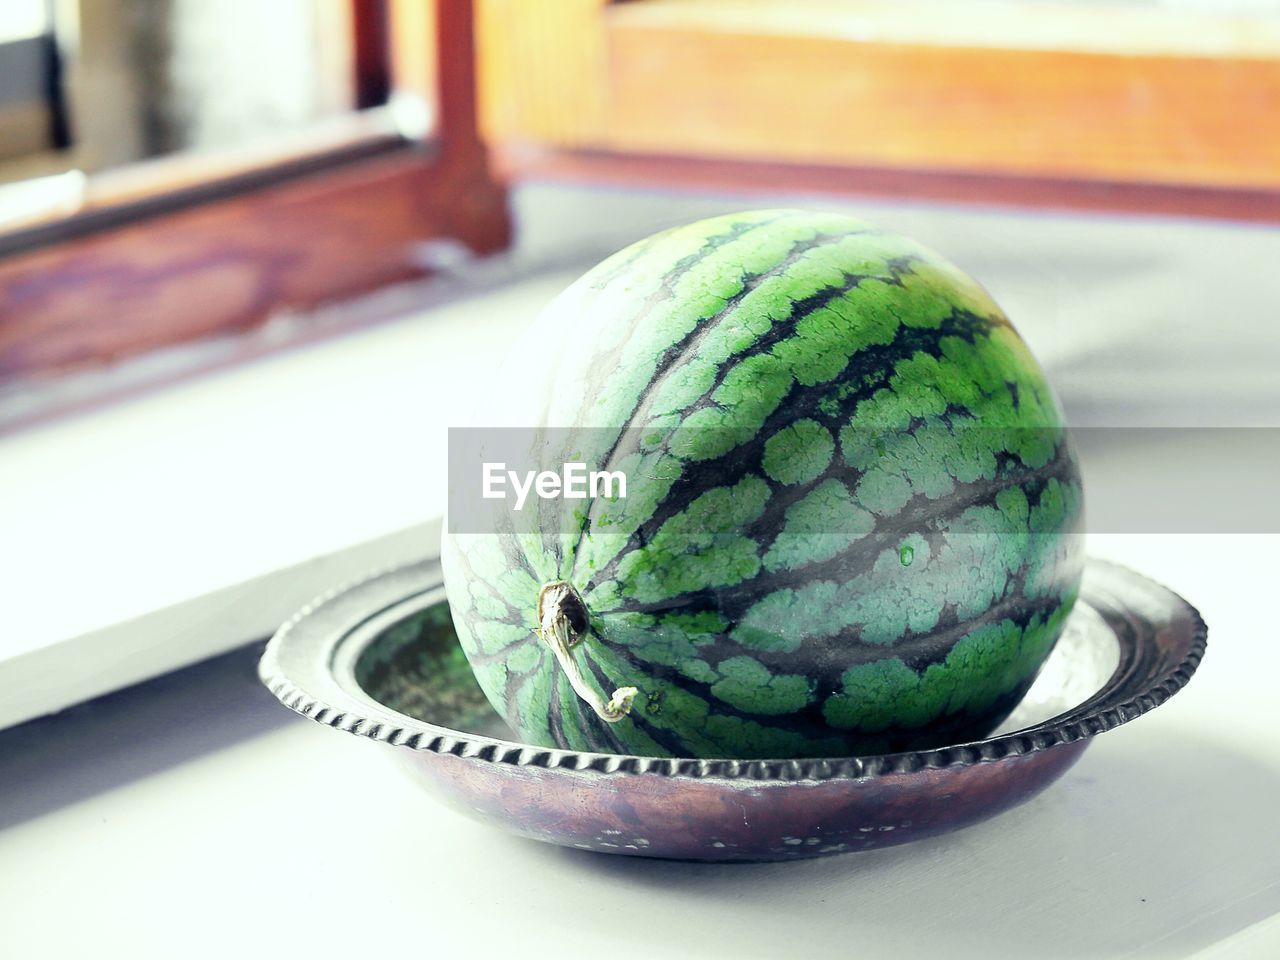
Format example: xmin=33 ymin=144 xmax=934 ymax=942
xmin=0 ymin=0 xmax=510 ymax=385
xmin=478 ymin=0 xmax=1280 ymax=222
xmin=7 ymin=0 xmax=1280 ymax=389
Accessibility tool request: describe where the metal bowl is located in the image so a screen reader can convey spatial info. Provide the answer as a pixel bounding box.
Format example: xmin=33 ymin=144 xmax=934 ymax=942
xmin=259 ymin=557 xmax=1204 ymax=862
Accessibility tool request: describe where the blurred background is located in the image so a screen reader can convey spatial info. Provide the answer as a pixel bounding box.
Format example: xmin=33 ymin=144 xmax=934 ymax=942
xmin=2 ymin=4 xmax=1280 ymax=957
xmin=1 ymin=0 xmax=1278 ymax=420
xmin=4 ymin=0 xmax=1280 ymax=716
xmin=2 ymin=0 xmax=1279 ymax=718
xmin=0 ymin=0 xmax=352 ymax=177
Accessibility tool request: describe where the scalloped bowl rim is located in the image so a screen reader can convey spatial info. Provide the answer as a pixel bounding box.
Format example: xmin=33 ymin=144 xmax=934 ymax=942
xmin=258 ymin=556 xmax=1206 ymax=783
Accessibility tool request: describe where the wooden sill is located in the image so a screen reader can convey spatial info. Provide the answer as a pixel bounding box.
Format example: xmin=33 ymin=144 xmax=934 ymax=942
xmin=0 ymin=109 xmax=415 ymax=255
xmin=493 ymin=144 xmax=1280 ymax=224
xmin=0 ymin=0 xmax=511 ymax=386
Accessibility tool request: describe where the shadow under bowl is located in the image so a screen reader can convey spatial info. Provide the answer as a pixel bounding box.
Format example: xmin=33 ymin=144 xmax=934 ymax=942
xmin=259 ymin=557 xmax=1205 ymax=862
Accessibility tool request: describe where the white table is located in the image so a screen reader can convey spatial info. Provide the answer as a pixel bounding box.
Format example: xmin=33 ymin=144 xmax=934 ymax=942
xmin=0 ymin=534 xmax=1275 ymax=959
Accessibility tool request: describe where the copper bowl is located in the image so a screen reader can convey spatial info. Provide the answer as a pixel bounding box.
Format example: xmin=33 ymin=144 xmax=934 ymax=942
xmin=259 ymin=557 xmax=1204 ymax=862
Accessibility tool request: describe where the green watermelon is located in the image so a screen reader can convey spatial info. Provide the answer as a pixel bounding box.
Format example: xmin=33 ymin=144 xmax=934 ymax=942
xmin=442 ymin=209 xmax=1083 ymax=759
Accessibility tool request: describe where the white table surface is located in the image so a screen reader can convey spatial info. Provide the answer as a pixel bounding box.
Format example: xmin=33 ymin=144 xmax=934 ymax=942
xmin=0 ymin=533 xmax=1275 ymax=960
xmin=3 ymin=186 xmax=1278 ymax=958
xmin=0 ymin=266 xmax=580 ymax=729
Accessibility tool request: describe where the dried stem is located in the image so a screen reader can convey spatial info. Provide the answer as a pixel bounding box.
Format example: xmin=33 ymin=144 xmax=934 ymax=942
xmin=537 ymin=581 xmax=637 ymax=722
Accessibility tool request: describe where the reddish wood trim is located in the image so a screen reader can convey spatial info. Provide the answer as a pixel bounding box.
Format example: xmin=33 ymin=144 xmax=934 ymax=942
xmin=602 ymin=13 xmax=1280 ymax=191
xmin=494 ymin=145 xmax=1280 ymax=225
xmin=0 ymin=0 xmax=510 ymax=383
xmin=0 ymin=121 xmax=408 ymax=255
xmin=435 ymin=0 xmax=488 ymax=166
xmin=0 ymin=149 xmax=508 ymax=379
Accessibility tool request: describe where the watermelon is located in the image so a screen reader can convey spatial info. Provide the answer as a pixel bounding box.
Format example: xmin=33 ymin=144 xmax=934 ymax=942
xmin=442 ymin=209 xmax=1083 ymax=759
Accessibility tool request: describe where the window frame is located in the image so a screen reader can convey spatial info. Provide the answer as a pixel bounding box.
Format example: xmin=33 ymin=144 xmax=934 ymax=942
xmin=478 ymin=0 xmax=1280 ymax=220
xmin=0 ymin=0 xmax=510 ymax=386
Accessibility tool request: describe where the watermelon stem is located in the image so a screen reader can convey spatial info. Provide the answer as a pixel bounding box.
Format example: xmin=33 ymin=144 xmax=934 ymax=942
xmin=538 ymin=581 xmax=638 ymax=723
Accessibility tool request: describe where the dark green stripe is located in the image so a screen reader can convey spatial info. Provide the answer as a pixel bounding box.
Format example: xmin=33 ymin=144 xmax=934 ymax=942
xmin=564 ymin=224 xmax=875 ymax=581
xmin=581 ymin=658 xmax=693 ymax=756
xmin=570 ymin=213 xmax=804 ymax=421
xmin=622 ymin=231 xmax=884 ymax=431
xmin=544 ymin=213 xmax=802 ymax=567
xmin=583 ymin=306 xmax=1009 ymax=593
xmin=605 ymin=440 xmax=1078 ymax=621
xmin=546 ymin=667 xmax=568 ymax=748
xmin=675 ymin=578 xmax=1062 ymax=680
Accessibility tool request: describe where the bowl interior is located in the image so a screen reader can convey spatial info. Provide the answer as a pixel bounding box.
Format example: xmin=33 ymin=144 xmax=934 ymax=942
xmin=352 ymin=601 xmax=509 ymax=739
xmin=352 ymin=596 xmax=1122 ymax=752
